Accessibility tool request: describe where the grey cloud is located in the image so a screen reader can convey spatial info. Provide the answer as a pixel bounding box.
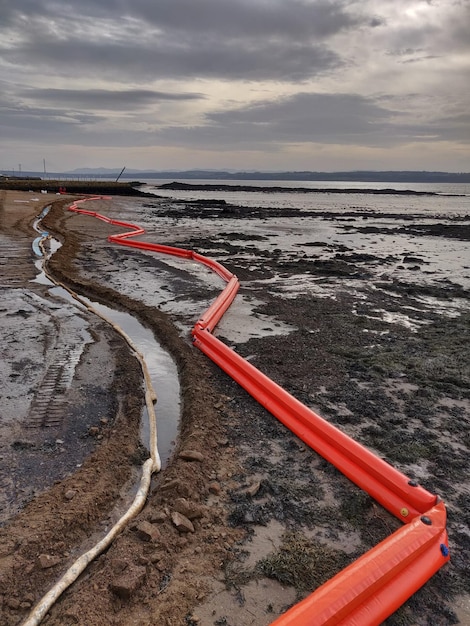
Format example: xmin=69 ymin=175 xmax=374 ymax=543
xmin=2 ymin=37 xmax=341 ymax=82
xmin=205 ymin=93 xmax=391 ymax=140
xmin=120 ymin=0 xmax=359 ymax=39
xmin=386 ymin=25 xmax=440 ymax=54
xmin=1 ymin=1 xmax=361 ymax=82
xmin=422 ymin=112 xmax=470 ymax=143
xmin=0 ymin=86 xmax=104 ymax=140
xmin=3 ymin=0 xmax=360 ymax=39
xmin=369 ymin=16 xmax=384 ymax=27
xmin=401 ymin=54 xmax=440 ymax=64
xmin=0 ymin=106 xmax=103 ymax=141
xmin=2 ymin=90 xmax=467 ymax=150
xmin=19 ymin=88 xmax=204 ymax=109
xmin=0 ymin=0 xmax=42 ymax=25
xmin=383 ymin=1 xmax=470 ymax=57
xmin=155 ymin=92 xmax=470 ymax=149
xmin=386 ymin=48 xmax=426 ymax=57
xmin=1 ymin=0 xmax=468 ymax=166
xmin=445 ymin=4 xmax=470 ymax=51
xmin=149 ymin=93 xmax=395 ymax=150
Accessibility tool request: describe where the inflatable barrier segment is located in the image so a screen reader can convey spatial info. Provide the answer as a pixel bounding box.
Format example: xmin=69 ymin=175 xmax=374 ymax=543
xmin=271 ymin=502 xmax=448 ymax=625
xmin=67 ymin=197 xmax=450 ymax=625
xmin=192 ymin=328 xmax=436 ymax=521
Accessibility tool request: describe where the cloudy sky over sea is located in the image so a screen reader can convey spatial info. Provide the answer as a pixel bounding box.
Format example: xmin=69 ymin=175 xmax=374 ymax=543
xmin=1 ymin=0 xmax=469 ymax=172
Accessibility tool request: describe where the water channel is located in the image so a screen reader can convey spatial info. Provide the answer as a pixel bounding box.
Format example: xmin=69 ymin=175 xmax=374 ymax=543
xmin=32 ymin=206 xmax=180 ymax=466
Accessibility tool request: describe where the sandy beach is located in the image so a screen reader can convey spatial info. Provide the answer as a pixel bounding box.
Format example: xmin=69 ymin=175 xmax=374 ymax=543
xmin=0 ymin=189 xmax=468 ymax=625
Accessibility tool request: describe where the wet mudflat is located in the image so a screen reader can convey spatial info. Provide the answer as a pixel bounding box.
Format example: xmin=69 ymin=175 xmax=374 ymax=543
xmin=0 ymin=192 xmax=144 ymax=528
xmin=0 ymin=189 xmax=469 ymax=625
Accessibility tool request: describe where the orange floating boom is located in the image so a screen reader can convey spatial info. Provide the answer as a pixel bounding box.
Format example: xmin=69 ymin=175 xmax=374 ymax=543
xmin=192 ymin=327 xmax=436 ymax=520
xmin=271 ymin=503 xmax=449 ymax=625
xmin=66 ymin=197 xmax=450 ymax=625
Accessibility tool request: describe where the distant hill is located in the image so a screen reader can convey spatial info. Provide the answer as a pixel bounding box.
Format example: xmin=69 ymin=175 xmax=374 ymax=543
xmin=2 ymin=169 xmax=469 ymax=183
xmin=65 ymin=169 xmax=470 ymax=183
xmin=66 ymin=167 xmax=156 ymax=175
xmin=150 ymin=171 xmax=470 ymax=183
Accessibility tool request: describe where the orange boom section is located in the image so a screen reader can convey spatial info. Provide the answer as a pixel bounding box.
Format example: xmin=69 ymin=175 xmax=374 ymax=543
xmin=67 ymin=197 xmax=450 ymax=625
xmin=271 ymin=502 xmax=448 ymax=625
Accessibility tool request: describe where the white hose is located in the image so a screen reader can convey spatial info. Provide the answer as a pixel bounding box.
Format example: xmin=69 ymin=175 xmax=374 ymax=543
xmin=22 ymin=459 xmax=154 ymax=626
xmin=22 ymin=244 xmax=161 ymax=626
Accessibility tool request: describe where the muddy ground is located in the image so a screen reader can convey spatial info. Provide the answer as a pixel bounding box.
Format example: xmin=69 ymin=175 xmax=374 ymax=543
xmin=0 ymin=189 xmax=469 ymax=625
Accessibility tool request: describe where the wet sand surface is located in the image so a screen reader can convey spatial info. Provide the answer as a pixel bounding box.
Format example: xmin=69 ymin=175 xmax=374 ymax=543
xmin=0 ymin=190 xmax=469 ymax=625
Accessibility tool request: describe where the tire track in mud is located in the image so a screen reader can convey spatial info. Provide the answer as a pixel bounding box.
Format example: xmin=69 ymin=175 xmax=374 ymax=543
xmin=0 ymin=235 xmax=35 ymax=286
xmin=26 ymin=352 xmax=69 ymax=429
xmin=25 ymin=306 xmax=90 ymax=430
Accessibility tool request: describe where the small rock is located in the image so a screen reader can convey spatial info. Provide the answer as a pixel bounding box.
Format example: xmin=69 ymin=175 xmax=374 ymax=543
xmin=244 ymin=480 xmax=261 ymax=497
xmin=64 ymin=489 xmax=77 ymax=500
xmin=243 ymin=511 xmax=256 ymax=524
xmin=11 ymin=440 xmax=34 ymax=450
xmin=171 ymin=511 xmax=195 ymax=533
xmin=88 ymin=426 xmax=100 ymax=437
xmin=38 ymin=554 xmax=61 ymax=569
xmin=173 ymin=498 xmax=203 ymax=520
xmin=149 ymin=510 xmax=167 ymax=523
xmin=160 ymin=478 xmax=182 ymax=492
xmin=109 ymin=559 xmax=129 ymax=574
xmin=178 ymin=449 xmax=204 ymax=462
xmin=6 ymin=597 xmax=20 ymax=610
xmin=135 ymin=521 xmax=161 ymax=543
xmin=109 ymin=565 xmax=146 ymax=600
xmin=208 ymin=482 xmax=221 ymax=495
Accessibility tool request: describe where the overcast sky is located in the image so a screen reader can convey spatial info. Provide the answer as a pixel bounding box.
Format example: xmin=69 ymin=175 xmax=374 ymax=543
xmin=1 ymin=0 xmax=469 ymax=172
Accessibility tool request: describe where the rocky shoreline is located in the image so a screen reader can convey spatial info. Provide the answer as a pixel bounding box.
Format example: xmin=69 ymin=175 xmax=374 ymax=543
xmin=158 ymin=181 xmax=449 ymax=195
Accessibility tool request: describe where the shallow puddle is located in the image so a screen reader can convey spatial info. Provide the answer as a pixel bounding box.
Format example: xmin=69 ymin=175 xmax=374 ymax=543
xmin=80 ymin=299 xmax=180 ymax=463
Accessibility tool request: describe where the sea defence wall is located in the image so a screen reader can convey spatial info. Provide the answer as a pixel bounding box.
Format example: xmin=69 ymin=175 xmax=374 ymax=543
xmin=69 ymin=197 xmax=449 ymax=625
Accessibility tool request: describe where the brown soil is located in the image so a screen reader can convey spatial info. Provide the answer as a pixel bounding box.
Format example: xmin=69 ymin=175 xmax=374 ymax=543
xmin=0 ymin=192 xmax=248 ymax=625
xmin=0 ymin=190 xmax=468 ymax=626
